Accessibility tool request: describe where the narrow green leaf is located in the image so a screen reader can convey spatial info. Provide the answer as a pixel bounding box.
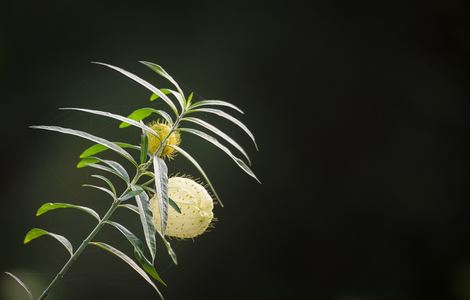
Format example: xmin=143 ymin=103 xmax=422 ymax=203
xmin=86 ymin=157 xmax=130 ymax=182
xmin=188 ymin=107 xmax=258 ymax=150
xmin=168 ymin=144 xmax=223 ymax=207
xmin=85 ymin=163 xmax=127 ymax=184
xmin=133 ymin=187 xmax=157 ymax=262
xmin=120 ymin=188 xmax=145 ymax=201
xmin=24 ymin=228 xmax=73 ymax=256
xmin=30 ymin=125 xmax=137 ymax=166
xmin=169 ymin=197 xmax=181 ymax=214
xmin=140 ymin=61 xmax=185 ymax=107
xmin=91 ymin=174 xmax=117 ymax=196
xmin=36 ymin=202 xmax=100 ymax=221
xmin=119 ymin=108 xmax=173 ymax=128
xmin=140 ymin=131 xmax=148 ymax=164
xmin=60 ymin=108 xmax=159 ymax=137
xmin=118 ymin=203 xmax=140 ymax=214
xmin=80 ymin=142 xmax=139 ymax=158
xmin=92 ymin=62 xmax=178 ymax=115
xmin=105 ymin=221 xmax=165 ymax=285
xmin=82 ymin=184 xmax=115 ymax=200
xmin=190 ymin=99 xmax=244 ymax=114
xmin=182 ymin=116 xmax=251 ymax=165
xmin=187 ymin=92 xmax=194 ymax=105
xmin=90 ymin=242 xmax=164 ymax=299
xmin=4 ymin=272 xmax=33 ymax=300
xmin=77 ymin=157 xmax=100 ymax=168
xmin=122 ymin=203 xmax=178 ymax=265
xmin=180 ymin=128 xmax=260 ymax=183
xmin=150 ymin=88 xmax=172 ymax=101
xmin=165 ymin=89 xmax=185 ymax=111
xmin=153 ymin=156 xmax=169 ymax=234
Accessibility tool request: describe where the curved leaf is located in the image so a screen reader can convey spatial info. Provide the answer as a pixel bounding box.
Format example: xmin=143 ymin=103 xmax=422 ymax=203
xmin=133 ymin=187 xmax=157 ymax=262
xmin=80 ymin=142 xmax=139 ymax=158
xmin=77 ymin=157 xmax=100 ymax=168
xmin=105 ymin=221 xmax=165 ymax=284
xmin=30 ymin=125 xmax=137 ymax=166
xmin=4 ymin=272 xmax=33 ymax=300
xmin=60 ymin=108 xmax=158 ymax=137
xmin=119 ymin=108 xmax=173 ymax=128
xmin=92 ymin=62 xmax=178 ymax=115
xmin=82 ymin=184 xmax=115 ymax=200
xmin=182 ymin=116 xmax=251 ymax=165
xmin=190 ymin=100 xmax=244 ymax=114
xmin=91 ymin=174 xmax=117 ymax=196
xmin=24 ymin=228 xmax=73 ymax=256
xmin=168 ymin=144 xmax=223 ymax=207
xmin=188 ymin=107 xmax=258 ymax=150
xmin=153 ymin=156 xmax=169 ymax=234
xmin=36 ymin=202 xmax=100 ymax=221
xmin=150 ymin=88 xmax=172 ymax=101
xmin=180 ymin=128 xmax=260 ymax=183
xmin=86 ymin=157 xmax=129 ymax=183
xmin=120 ymin=188 xmax=145 ymax=201
xmin=85 ymin=163 xmax=127 ymax=184
xmin=90 ymin=242 xmax=164 ymax=298
xmin=122 ymin=203 xmax=178 ymax=265
xmin=140 ymin=61 xmax=185 ymax=107
xmin=140 ymin=131 xmax=148 ymax=164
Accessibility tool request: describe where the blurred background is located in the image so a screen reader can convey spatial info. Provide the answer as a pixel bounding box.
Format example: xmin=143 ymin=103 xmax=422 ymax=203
xmin=2 ymin=0 xmax=470 ymax=299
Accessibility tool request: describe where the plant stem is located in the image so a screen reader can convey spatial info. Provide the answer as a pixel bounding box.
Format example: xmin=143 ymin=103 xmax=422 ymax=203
xmin=37 ymin=201 xmax=119 ymax=300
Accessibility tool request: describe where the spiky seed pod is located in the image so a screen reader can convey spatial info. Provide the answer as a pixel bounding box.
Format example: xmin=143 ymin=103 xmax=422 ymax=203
xmin=150 ymin=177 xmax=214 ymax=239
xmin=147 ymin=120 xmax=181 ymax=159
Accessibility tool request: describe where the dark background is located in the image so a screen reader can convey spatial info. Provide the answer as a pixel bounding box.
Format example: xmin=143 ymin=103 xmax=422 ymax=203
xmin=2 ymin=0 xmax=470 ymax=299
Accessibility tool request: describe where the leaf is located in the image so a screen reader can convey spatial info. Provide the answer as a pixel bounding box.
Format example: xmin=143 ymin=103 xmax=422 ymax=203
xmin=105 ymin=221 xmax=165 ymax=285
xmin=24 ymin=228 xmax=73 ymax=256
xmin=133 ymin=187 xmax=157 ymax=262
xmin=188 ymin=107 xmax=258 ymax=150
xmin=4 ymin=272 xmax=33 ymax=300
xmin=168 ymin=144 xmax=223 ymax=207
xmin=92 ymin=62 xmax=178 ymax=114
xmin=190 ymin=99 xmax=244 ymax=114
xmin=91 ymin=174 xmax=117 ymax=196
xmin=86 ymin=157 xmax=130 ymax=182
xmin=150 ymin=88 xmax=172 ymax=101
xmin=30 ymin=125 xmax=137 ymax=166
xmin=121 ymin=203 xmax=178 ymax=265
xmin=85 ymin=163 xmax=127 ymax=184
xmin=140 ymin=61 xmax=185 ymax=107
xmin=182 ymin=116 xmax=251 ymax=165
xmin=169 ymin=197 xmax=181 ymax=214
xmin=153 ymin=156 xmax=169 ymax=234
xmin=165 ymin=89 xmax=185 ymax=111
xmin=82 ymin=184 xmax=116 ymax=200
xmin=60 ymin=108 xmax=159 ymax=138
xmin=140 ymin=130 xmax=148 ymax=164
xmin=119 ymin=108 xmax=173 ymax=128
xmin=120 ymin=188 xmax=145 ymax=201
xmin=36 ymin=202 xmax=100 ymax=221
xmin=90 ymin=242 xmax=164 ymax=299
xmin=119 ymin=203 xmax=140 ymax=214
xmin=187 ymin=92 xmax=193 ymax=104
xmin=77 ymin=157 xmax=100 ymax=168
xmin=180 ymin=128 xmax=260 ymax=183
xmin=80 ymin=142 xmax=139 ymax=158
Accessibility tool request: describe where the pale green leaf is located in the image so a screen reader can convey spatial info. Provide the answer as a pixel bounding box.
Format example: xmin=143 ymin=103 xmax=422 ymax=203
xmin=119 ymin=108 xmax=173 ymax=128
xmin=90 ymin=242 xmax=164 ymax=298
xmin=133 ymin=187 xmax=157 ymax=262
xmin=168 ymin=144 xmax=223 ymax=207
xmin=182 ymin=116 xmax=251 ymax=165
xmin=4 ymin=272 xmax=33 ymax=300
xmin=24 ymin=228 xmax=73 ymax=256
xmin=190 ymin=99 xmax=244 ymax=114
xmin=180 ymin=128 xmax=260 ymax=183
xmin=188 ymin=107 xmax=258 ymax=150
xmin=92 ymin=62 xmax=178 ymax=115
xmin=36 ymin=202 xmax=100 ymax=221
xmin=120 ymin=188 xmax=145 ymax=201
xmin=82 ymin=184 xmax=115 ymax=200
xmin=91 ymin=174 xmax=117 ymax=196
xmin=77 ymin=157 xmax=100 ymax=168
xmin=150 ymin=88 xmax=172 ymax=101
xmin=80 ymin=142 xmax=139 ymax=158
xmin=118 ymin=204 xmax=140 ymax=214
xmin=153 ymin=156 xmax=169 ymax=234
xmin=30 ymin=125 xmax=137 ymax=166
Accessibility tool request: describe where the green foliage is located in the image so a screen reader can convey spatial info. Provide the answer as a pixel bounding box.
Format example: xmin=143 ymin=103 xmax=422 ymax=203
xmin=4 ymin=272 xmax=33 ymax=300
xmin=14 ymin=61 xmax=260 ymax=300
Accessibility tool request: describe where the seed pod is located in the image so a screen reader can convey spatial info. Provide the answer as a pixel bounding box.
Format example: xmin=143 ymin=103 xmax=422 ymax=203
xmin=150 ymin=177 xmax=214 ymax=238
